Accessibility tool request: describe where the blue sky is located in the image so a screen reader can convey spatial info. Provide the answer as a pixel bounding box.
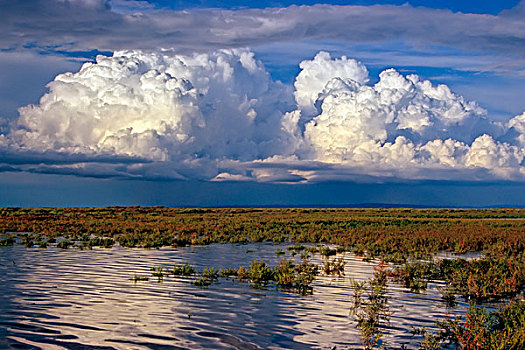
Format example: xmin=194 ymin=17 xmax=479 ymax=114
xmin=1 ymin=0 xmax=525 ymax=207
xmin=145 ymin=0 xmax=520 ymax=14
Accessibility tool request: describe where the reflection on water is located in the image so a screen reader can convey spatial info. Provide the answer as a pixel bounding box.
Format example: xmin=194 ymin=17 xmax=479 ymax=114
xmin=0 ymin=243 xmax=468 ymax=349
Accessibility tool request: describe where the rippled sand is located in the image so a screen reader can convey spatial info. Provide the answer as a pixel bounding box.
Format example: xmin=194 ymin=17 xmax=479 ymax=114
xmin=0 ymin=243 xmax=470 ymax=349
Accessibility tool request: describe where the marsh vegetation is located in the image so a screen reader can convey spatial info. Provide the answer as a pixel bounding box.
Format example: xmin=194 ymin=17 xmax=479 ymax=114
xmin=1 ymin=207 xmax=525 ymax=349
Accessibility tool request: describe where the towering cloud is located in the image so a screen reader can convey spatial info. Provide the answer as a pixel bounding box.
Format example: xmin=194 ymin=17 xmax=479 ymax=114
xmin=7 ymin=49 xmax=295 ymax=175
xmin=2 ymin=49 xmax=524 ymax=181
xmin=294 ymin=52 xmax=369 ymax=116
xmin=298 ymin=55 xmax=524 ymax=179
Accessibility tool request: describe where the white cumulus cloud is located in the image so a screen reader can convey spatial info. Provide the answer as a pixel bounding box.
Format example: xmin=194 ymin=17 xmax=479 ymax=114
xmin=2 ymin=49 xmax=525 ymax=182
xmin=5 ymin=49 xmax=296 ymax=178
xmin=294 ymin=51 xmax=369 ymax=116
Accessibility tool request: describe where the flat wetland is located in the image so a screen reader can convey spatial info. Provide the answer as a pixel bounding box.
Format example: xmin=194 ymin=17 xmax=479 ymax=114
xmin=1 ymin=208 xmax=524 ymax=349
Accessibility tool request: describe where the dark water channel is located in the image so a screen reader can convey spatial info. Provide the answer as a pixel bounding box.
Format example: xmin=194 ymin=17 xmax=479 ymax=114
xmin=0 ymin=243 xmax=473 ymax=349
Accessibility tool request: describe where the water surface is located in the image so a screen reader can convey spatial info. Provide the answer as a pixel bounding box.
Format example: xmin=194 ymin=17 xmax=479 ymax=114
xmin=0 ymin=243 xmax=470 ymax=349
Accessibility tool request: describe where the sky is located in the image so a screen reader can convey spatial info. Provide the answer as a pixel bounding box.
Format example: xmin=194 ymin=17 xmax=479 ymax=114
xmin=1 ymin=0 xmax=525 ymax=207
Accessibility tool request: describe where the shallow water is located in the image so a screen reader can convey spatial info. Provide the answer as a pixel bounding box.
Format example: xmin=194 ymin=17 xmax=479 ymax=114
xmin=0 ymin=243 xmax=471 ymax=349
